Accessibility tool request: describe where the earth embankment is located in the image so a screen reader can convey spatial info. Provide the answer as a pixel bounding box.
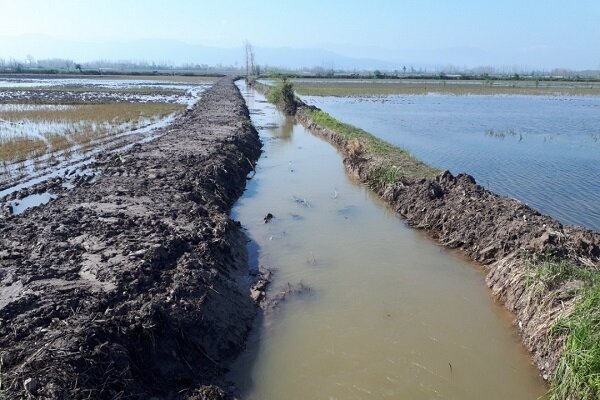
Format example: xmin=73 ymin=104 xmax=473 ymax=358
xmin=0 ymin=78 xmax=261 ymax=399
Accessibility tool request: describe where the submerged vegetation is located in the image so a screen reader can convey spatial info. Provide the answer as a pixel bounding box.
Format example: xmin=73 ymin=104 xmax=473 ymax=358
xmin=0 ymin=103 xmax=184 ymax=162
xmin=0 ymin=136 xmax=48 ymax=162
xmin=0 ymin=103 xmax=183 ymax=122
xmin=525 ymin=256 xmax=600 ymax=400
xmin=0 ymin=75 xmax=205 ymax=182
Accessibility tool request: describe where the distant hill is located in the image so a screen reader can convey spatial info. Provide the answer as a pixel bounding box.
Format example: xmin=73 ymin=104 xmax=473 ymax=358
xmin=0 ymin=35 xmax=597 ymax=72
xmin=0 ymin=35 xmax=399 ymax=70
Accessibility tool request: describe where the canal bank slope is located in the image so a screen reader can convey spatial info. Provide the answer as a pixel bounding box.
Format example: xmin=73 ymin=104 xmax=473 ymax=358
xmin=267 ymin=85 xmax=600 ymax=398
xmin=0 ymin=78 xmax=261 ymax=399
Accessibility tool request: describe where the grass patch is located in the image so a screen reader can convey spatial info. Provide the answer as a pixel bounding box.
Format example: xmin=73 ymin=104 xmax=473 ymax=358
xmin=552 ymin=284 xmax=600 ymax=400
xmin=303 ymin=107 xmax=439 ymax=181
xmin=526 ymin=255 xmax=600 ymax=400
xmin=290 ymin=79 xmax=600 ymax=97
xmin=45 ymin=134 xmax=71 ymax=152
xmin=526 ymin=256 xmax=596 ymax=299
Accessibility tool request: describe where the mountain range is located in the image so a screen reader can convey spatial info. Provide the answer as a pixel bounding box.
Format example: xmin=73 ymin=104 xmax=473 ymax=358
xmin=0 ymin=35 xmax=597 ymax=71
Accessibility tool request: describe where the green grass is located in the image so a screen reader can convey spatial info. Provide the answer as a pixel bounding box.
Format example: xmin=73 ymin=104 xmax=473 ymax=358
xmin=551 ymin=282 xmax=600 ymax=400
xmin=265 ymin=81 xmax=284 ymax=105
xmin=290 ymin=79 xmax=600 ymax=97
xmin=303 ymin=107 xmax=440 ymax=182
xmin=552 ymin=285 xmax=600 ymax=400
xmin=526 ymin=255 xmax=600 ymax=400
xmin=264 ymin=78 xmax=297 ymax=115
xmin=526 ymin=256 xmax=596 ymax=299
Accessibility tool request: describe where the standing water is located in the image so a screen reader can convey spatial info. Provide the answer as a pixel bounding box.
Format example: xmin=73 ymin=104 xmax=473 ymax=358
xmin=229 ymin=84 xmax=547 ymax=399
xmin=300 ymin=94 xmax=600 ymax=232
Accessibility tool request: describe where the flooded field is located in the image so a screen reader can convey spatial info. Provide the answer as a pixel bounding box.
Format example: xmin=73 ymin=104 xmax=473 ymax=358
xmin=229 ymin=84 xmax=547 ymax=399
xmin=0 ymin=102 xmax=183 ymax=161
xmin=295 ymin=82 xmax=600 ymax=231
xmin=291 ymin=78 xmax=600 ymax=97
xmin=0 ymin=75 xmax=213 ymax=190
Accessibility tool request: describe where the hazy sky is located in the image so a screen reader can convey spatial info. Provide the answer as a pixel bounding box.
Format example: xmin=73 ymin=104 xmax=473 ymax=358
xmin=1 ymin=0 xmax=599 ymax=69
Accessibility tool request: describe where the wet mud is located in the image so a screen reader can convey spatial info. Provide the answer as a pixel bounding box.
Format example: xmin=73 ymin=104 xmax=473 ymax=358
xmin=0 ymin=78 xmax=262 ymax=399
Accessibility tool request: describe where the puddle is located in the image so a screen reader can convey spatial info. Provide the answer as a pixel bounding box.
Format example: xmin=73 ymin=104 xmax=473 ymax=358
xmin=228 ymin=83 xmax=548 ymax=399
xmin=11 ymin=192 xmax=56 ymax=214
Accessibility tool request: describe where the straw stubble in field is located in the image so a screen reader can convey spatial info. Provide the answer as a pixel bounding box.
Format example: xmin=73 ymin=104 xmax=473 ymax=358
xmin=0 ymin=102 xmax=184 ymax=162
xmin=292 ymin=79 xmax=600 ymax=97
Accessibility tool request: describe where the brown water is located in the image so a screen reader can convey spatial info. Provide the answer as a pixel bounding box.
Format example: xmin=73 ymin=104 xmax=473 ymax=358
xmin=229 ymin=84 xmax=547 ymax=400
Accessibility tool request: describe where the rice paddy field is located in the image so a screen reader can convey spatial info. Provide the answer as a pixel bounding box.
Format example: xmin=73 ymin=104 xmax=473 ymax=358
xmin=285 ymin=78 xmax=600 ymax=231
xmin=0 ymin=75 xmax=215 ymax=184
xmin=290 ymin=78 xmax=600 ymax=97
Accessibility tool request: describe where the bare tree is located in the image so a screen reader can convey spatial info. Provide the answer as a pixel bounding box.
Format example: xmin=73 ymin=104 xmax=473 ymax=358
xmin=244 ymin=41 xmax=256 ymax=85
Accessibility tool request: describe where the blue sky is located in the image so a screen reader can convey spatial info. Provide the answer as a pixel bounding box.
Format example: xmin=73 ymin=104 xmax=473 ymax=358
xmin=0 ymin=0 xmax=599 ymax=69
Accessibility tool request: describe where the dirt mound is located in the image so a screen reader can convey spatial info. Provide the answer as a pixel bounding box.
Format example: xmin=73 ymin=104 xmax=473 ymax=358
xmin=0 ymin=78 xmax=261 ymax=399
xmin=380 ymin=170 xmax=600 ymax=264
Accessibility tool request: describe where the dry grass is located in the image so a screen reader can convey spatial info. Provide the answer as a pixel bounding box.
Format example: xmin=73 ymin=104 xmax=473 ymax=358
xmin=0 ymin=103 xmax=185 ymax=162
xmin=45 ymin=134 xmax=71 ymax=152
xmin=0 ymin=136 xmax=47 ymax=161
xmin=0 ymin=103 xmax=183 ymax=124
xmin=291 ymin=79 xmax=600 ymax=97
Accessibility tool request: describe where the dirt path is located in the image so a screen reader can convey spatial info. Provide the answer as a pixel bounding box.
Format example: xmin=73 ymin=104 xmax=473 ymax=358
xmin=0 ymin=78 xmax=261 ymax=399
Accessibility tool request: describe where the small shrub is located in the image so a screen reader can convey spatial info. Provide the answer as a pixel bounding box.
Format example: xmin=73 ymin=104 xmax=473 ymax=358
xmin=266 ymin=78 xmax=297 ymax=115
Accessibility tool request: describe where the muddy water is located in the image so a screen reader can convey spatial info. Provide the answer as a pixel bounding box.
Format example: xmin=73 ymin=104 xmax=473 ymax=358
xmin=229 ymin=85 xmax=547 ymax=399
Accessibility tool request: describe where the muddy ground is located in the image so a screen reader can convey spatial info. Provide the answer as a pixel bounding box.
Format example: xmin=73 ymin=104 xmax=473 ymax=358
xmin=296 ymin=105 xmax=600 ymax=382
xmin=0 ymin=78 xmax=262 ymax=399
xmin=0 ymin=89 xmax=189 ymax=105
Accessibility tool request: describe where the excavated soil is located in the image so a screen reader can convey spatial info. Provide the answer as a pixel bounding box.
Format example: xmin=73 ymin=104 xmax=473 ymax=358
xmin=0 ymin=78 xmax=261 ymax=399
xmin=296 ymin=105 xmax=600 ymax=381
